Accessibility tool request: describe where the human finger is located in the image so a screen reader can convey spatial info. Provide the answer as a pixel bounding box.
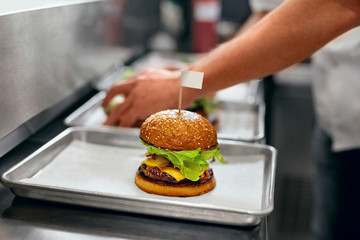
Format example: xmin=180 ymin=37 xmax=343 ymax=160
xmin=103 ymin=95 xmax=133 ymax=126
xmin=115 ymin=91 xmax=143 ymax=127
xmin=102 ymin=81 xmax=134 ymax=107
xmin=117 ymin=108 xmax=140 ymax=128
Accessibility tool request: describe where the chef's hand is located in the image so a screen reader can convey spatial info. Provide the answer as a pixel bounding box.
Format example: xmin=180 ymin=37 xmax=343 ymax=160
xmin=102 ymin=68 xmax=194 ymax=127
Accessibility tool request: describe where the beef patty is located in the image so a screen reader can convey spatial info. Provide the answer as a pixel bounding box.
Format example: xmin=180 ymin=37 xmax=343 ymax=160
xmin=138 ymin=163 xmax=214 ymax=185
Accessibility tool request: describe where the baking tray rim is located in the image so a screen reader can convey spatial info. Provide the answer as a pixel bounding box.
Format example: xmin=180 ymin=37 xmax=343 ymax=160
xmin=1 ymin=126 xmax=276 ymax=218
xmin=2 ymin=177 xmax=274 ymax=217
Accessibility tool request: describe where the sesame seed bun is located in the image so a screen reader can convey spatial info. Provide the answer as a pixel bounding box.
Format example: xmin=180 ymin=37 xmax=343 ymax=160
xmin=139 ymin=109 xmax=218 ymax=151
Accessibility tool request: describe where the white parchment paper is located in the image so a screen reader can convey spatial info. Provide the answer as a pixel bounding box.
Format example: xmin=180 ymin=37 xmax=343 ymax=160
xmin=21 ymin=140 xmax=265 ymax=211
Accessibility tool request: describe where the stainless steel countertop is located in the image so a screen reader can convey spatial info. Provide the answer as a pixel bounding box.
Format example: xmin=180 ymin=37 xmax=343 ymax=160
xmin=0 ymin=187 xmax=268 ymax=240
xmin=0 ymin=93 xmax=269 ymax=240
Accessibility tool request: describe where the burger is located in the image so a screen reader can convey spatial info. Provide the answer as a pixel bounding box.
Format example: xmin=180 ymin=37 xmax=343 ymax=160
xmin=135 ymin=109 xmax=225 ymax=197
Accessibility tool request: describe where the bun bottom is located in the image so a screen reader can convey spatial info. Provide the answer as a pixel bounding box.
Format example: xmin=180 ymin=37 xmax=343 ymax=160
xmin=135 ymin=171 xmax=216 ymax=197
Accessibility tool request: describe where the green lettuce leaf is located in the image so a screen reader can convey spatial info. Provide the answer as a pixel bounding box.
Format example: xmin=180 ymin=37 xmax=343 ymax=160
xmin=140 ymin=140 xmax=225 ymax=181
xmin=186 ymin=97 xmax=218 ymax=115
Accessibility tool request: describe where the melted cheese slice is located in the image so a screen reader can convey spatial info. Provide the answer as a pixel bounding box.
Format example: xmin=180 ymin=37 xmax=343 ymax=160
xmin=142 ymin=157 xmax=186 ymax=181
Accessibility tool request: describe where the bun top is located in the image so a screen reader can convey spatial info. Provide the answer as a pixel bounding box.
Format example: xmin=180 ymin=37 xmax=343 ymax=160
xmin=140 ymin=109 xmax=218 ymax=151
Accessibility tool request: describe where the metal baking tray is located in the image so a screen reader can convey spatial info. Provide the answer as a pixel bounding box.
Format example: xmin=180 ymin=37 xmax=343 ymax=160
xmin=64 ymin=91 xmax=265 ymax=142
xmin=1 ymin=127 xmax=276 ymax=226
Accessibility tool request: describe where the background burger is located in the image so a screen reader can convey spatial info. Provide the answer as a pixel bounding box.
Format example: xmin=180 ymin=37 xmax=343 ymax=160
xmin=135 ymin=109 xmax=225 ymax=197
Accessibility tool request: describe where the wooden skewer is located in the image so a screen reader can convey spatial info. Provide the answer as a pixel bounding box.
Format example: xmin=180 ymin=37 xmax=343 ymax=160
xmin=178 ymin=86 xmax=183 ymax=114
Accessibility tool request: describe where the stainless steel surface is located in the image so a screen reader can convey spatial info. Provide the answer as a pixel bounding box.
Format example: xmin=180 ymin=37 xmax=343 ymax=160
xmin=1 ymin=126 xmax=277 ymax=226
xmin=0 ymin=0 xmax=132 ymax=157
xmin=64 ymin=91 xmax=108 ymax=126
xmin=64 ymin=91 xmax=265 ymax=142
xmin=0 ymin=189 xmax=268 ymax=240
xmin=216 ymin=101 xmax=265 ymax=142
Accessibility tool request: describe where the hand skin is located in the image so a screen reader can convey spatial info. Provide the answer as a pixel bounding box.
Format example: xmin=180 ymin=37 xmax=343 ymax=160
xmin=102 ymin=68 xmax=189 ymax=127
xmin=103 ymin=0 xmax=360 ymax=127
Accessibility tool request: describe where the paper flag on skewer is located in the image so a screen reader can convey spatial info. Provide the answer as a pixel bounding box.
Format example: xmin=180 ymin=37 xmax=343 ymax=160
xmin=180 ymin=70 xmax=204 ymax=89
xmin=178 ymin=70 xmax=204 ymax=114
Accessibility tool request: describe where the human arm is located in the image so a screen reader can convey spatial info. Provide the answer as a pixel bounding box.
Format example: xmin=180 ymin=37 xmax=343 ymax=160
xmin=103 ymin=0 xmax=360 ymax=127
xmin=185 ymin=0 xmax=360 ymax=98
xmin=236 ymin=11 xmax=270 ymax=35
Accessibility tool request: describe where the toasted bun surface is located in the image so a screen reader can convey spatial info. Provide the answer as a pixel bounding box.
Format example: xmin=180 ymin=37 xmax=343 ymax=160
xmin=135 ymin=170 xmax=216 ymax=197
xmin=140 ymin=109 xmax=217 ymax=151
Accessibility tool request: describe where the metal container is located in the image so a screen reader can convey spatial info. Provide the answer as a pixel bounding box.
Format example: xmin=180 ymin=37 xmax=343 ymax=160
xmin=1 ymin=127 xmax=276 ymax=226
